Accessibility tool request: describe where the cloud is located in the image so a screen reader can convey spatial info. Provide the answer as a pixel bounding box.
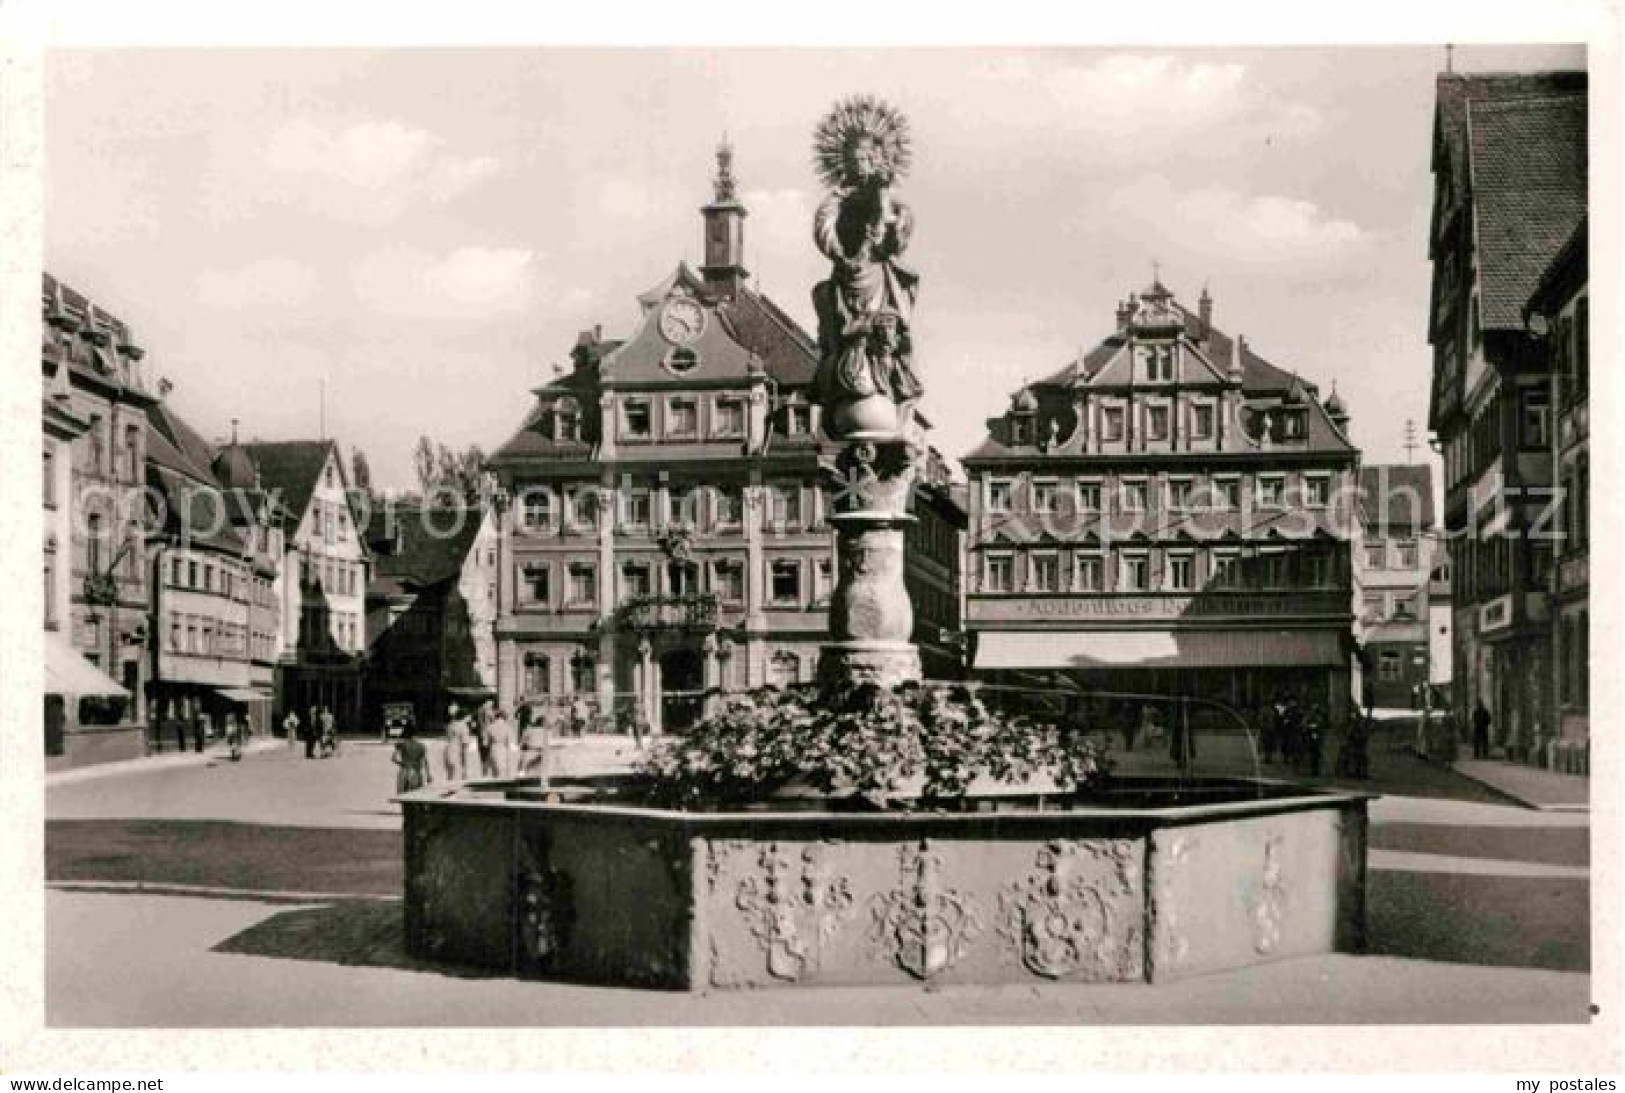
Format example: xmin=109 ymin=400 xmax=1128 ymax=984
xmin=252 ymin=118 xmax=502 ymax=224
xmin=967 ymin=54 xmax=1322 ymax=151
xmin=1104 ymin=176 xmax=1367 ymax=263
xmin=195 ymin=257 xmax=319 ymax=309
xmin=350 ymin=245 xmax=541 ymax=319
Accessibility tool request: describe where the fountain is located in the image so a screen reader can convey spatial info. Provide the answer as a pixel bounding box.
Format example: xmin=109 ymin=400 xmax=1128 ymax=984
xmin=400 ymin=96 xmax=1371 ymax=989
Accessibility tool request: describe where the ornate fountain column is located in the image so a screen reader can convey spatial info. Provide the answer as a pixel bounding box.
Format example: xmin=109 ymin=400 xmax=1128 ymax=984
xmin=808 ymin=96 xmax=926 ymax=689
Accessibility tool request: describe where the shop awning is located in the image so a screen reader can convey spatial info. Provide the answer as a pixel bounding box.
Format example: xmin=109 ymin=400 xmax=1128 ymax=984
xmin=974 ymin=629 xmax=1347 ymax=671
xmin=44 ymin=631 xmax=129 ymax=698
xmin=215 ymin=686 xmax=271 ymax=703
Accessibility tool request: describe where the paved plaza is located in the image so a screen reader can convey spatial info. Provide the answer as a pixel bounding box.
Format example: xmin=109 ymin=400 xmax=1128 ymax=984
xmin=45 ymin=725 xmax=1591 ymax=1026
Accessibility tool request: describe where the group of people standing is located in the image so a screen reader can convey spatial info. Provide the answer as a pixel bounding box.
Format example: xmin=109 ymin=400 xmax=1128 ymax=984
xmin=281 ymin=706 xmax=338 ymax=760
xmin=161 ymin=708 xmax=252 ymax=759
xmin=1257 ymin=694 xmax=1340 ymax=777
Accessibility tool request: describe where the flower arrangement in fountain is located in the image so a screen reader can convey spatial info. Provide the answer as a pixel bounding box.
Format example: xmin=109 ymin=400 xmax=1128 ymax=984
xmin=636 ymin=681 xmax=1111 ymax=811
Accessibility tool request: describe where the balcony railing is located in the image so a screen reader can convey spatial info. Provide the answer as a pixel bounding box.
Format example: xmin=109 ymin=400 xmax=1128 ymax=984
xmin=610 ymin=592 xmax=719 ymax=634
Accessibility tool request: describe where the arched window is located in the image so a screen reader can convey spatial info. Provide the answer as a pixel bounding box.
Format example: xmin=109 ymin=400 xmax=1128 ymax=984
xmin=523 ymin=652 xmax=550 ymax=698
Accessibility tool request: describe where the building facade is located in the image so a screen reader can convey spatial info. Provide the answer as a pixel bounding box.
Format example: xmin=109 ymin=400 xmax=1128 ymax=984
xmin=41 ymin=273 xmax=159 ymax=767
xmin=488 ymin=147 xmax=964 ymax=732
xmin=145 ymin=405 xmax=277 ymax=748
xmin=1526 ymin=218 xmax=1588 ymax=771
xmin=222 ymin=441 xmax=371 ymax=732
xmin=364 ymin=504 xmax=500 ymax=733
xmin=962 ymin=281 xmax=1361 ymax=735
xmin=1426 ymin=70 xmax=1586 ymax=760
xmin=1353 ymin=464 xmax=1442 ymax=709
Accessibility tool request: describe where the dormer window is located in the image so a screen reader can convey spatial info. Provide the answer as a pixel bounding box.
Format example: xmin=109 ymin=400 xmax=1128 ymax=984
xmin=1100 ymin=407 xmax=1125 ymax=443
xmin=715 ymin=397 xmax=746 ymax=438
xmin=1138 ymin=343 xmax=1176 ymax=382
xmin=1010 ymin=416 xmax=1033 ymax=445
xmin=667 ymin=397 xmax=698 ymax=439
xmin=1191 ymin=404 xmax=1215 ymax=440
xmin=556 ymin=401 xmax=579 ymax=441
xmin=784 ymin=404 xmax=810 ymax=436
xmin=1278 ymin=409 xmax=1307 ymax=441
xmin=621 ymin=399 xmax=652 ymax=440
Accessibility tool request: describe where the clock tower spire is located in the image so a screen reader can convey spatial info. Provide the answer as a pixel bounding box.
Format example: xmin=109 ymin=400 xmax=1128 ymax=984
xmin=700 ymin=136 xmax=749 ymax=300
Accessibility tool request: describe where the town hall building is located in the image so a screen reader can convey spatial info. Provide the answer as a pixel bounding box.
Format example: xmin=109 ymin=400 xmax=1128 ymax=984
xmin=487 ymin=144 xmax=965 ymax=733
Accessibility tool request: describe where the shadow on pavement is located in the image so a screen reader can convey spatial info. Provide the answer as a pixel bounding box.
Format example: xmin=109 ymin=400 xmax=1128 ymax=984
xmin=48 ymin=819 xmax=402 ymax=896
xmin=211 ymin=900 xmax=504 ymax=980
xmin=1370 ymin=823 xmax=1589 ymax=867
xmin=1367 ymin=869 xmax=1589 ymax=972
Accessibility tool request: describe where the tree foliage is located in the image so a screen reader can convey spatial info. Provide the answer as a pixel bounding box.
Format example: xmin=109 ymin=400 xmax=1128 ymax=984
xmin=636 ymin=681 xmax=1111 ymax=810
xmin=350 ymin=447 xmax=374 ymax=496
xmin=412 ymin=435 xmax=487 ymax=506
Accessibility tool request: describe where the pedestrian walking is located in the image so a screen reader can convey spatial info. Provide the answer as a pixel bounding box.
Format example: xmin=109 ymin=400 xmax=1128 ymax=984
xmin=475 ymin=699 xmax=497 ymax=777
xmin=1337 ymin=706 xmax=1371 ymax=779
xmin=1280 ymin=698 xmax=1303 ymax=769
xmin=306 ymin=705 xmax=320 ymax=759
xmin=1472 ymin=701 xmax=1492 ymax=760
xmin=392 ymin=726 xmax=433 ymax=794
xmin=169 ymin=711 xmax=188 ymax=754
xmin=192 ymin=710 xmax=208 ymax=754
xmin=225 ymin=712 xmax=243 ymax=761
xmin=1302 ymin=705 xmax=1324 ymax=777
xmin=319 ymin=707 xmax=337 ymax=758
xmin=518 ymin=706 xmax=553 ymax=782
xmin=443 ymin=703 xmax=470 ymax=781
xmin=485 ymin=706 xmax=515 ymax=778
xmin=570 ymin=696 xmax=590 ymax=739
xmin=282 ymin=709 xmax=301 ymax=749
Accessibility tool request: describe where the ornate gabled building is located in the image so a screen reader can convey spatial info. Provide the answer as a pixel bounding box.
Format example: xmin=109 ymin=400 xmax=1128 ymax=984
xmin=1354 ymin=463 xmax=1444 ymax=709
xmin=1426 ymin=69 xmax=1586 ymax=761
xmin=487 ymin=144 xmax=965 ymax=733
xmin=962 ymin=281 xmax=1361 ymax=733
xmin=41 ymin=273 xmax=160 ymax=768
xmin=219 ymin=440 xmax=371 ymax=731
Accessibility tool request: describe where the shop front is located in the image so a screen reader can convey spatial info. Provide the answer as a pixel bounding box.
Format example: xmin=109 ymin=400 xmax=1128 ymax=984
xmin=45 ymin=630 xmax=141 ymax=770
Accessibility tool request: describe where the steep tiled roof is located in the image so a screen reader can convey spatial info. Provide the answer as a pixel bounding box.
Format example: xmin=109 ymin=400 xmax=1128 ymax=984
xmin=146 ymin=420 xmax=215 ymax=484
xmin=1527 ymin=215 xmax=1588 ymax=317
xmin=965 ymin=294 xmax=1348 ymax=462
xmin=1467 ymin=93 xmax=1587 ymax=329
xmin=722 ymin=286 xmax=819 ymax=387
xmin=1359 ymin=464 xmax=1436 ymax=532
xmin=239 ymin=440 xmax=339 ymax=524
xmin=363 ymin=506 xmax=485 ymax=591
xmin=148 ymin=464 xmax=247 ymax=554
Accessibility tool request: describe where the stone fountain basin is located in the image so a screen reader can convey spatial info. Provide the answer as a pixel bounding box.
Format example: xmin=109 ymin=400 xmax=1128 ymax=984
xmin=400 ymin=777 xmax=1371 ymax=989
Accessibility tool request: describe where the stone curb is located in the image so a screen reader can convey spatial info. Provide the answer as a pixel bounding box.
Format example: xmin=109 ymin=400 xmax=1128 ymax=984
xmin=48 ymin=880 xmax=400 ymax=905
xmin=1445 ymin=759 xmax=1590 ymax=814
xmin=46 ymin=739 xmax=284 ymax=787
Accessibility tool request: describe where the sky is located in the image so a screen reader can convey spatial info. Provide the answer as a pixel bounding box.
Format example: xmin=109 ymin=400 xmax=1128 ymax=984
xmin=44 ymin=44 xmax=1585 ymax=493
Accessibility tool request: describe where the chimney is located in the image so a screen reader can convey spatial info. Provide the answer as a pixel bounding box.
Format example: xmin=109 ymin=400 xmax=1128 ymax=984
xmin=1197 ymin=284 xmax=1213 ymax=341
xmin=1229 ymin=335 xmax=1245 ymax=383
xmin=1115 ymin=295 xmax=1138 ymax=332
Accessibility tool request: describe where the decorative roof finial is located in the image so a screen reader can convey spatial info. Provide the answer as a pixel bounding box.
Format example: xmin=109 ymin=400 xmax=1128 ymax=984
xmin=714 ymin=134 xmax=738 ymax=203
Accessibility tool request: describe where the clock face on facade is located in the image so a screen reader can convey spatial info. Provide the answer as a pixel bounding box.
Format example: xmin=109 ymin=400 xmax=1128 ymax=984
xmin=659 ymin=296 xmax=706 ymax=345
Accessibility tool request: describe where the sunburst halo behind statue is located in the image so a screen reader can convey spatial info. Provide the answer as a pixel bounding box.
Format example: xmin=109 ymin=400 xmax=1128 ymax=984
xmin=812 ymin=95 xmax=913 ymax=190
